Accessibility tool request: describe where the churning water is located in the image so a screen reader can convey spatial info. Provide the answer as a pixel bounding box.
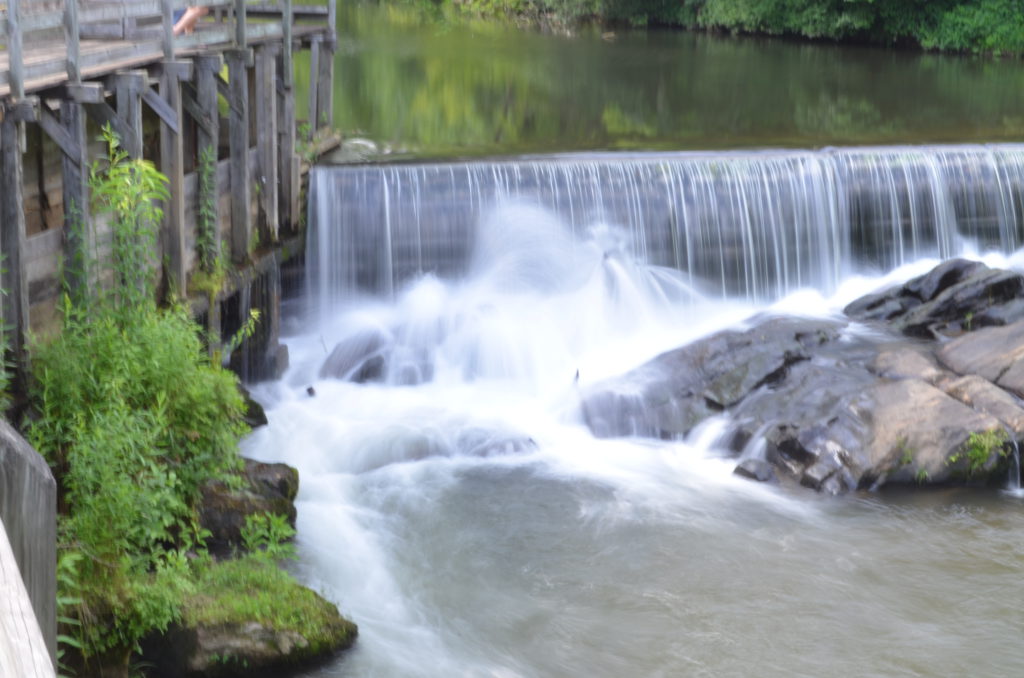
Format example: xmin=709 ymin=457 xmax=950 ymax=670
xmin=244 ymin=147 xmax=1024 ymax=677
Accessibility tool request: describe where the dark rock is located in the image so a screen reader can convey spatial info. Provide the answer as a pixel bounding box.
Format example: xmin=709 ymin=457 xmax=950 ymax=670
xmin=199 ymin=459 xmax=299 ymax=558
xmin=972 ymin=298 xmax=1024 ymax=328
xmin=844 ymin=260 xmax=1024 ymax=339
xmin=319 ymin=327 xmax=393 ymax=382
xmin=895 ymin=269 xmax=1024 ymax=338
xmin=733 ymin=458 xmax=776 ymax=483
xmin=239 ymin=386 xmax=268 ymax=429
xmin=903 ymin=258 xmax=988 ymax=302
xmin=581 ymin=316 xmax=843 ymax=439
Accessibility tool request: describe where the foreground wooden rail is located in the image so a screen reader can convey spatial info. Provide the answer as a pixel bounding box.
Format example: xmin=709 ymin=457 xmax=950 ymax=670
xmin=0 ymin=0 xmax=337 ymax=668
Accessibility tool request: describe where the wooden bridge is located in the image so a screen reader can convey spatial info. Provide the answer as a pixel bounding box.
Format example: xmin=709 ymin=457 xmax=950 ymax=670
xmin=0 ymin=0 xmax=337 ymax=671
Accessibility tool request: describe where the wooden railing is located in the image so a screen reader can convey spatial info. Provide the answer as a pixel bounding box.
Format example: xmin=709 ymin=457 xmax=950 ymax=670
xmin=0 ymin=0 xmax=336 ymax=98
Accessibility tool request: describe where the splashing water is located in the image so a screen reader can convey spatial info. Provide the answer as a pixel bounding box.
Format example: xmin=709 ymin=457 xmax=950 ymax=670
xmin=248 ymin=153 xmax=1024 ymax=677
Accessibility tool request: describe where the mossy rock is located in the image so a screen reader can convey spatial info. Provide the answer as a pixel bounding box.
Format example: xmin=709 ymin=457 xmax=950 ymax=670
xmin=199 ymin=458 xmax=299 ymax=558
xmin=142 ymin=557 xmax=357 ymax=677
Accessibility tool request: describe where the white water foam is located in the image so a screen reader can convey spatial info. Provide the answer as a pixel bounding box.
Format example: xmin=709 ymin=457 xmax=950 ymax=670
xmin=248 ymin=202 xmax=1024 ymax=677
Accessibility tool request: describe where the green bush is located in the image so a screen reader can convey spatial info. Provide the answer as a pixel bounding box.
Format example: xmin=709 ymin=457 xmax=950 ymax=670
xmin=30 ymin=126 xmax=248 ymax=669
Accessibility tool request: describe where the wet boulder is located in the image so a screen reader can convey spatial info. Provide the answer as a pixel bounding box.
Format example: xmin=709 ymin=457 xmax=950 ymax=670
xmin=844 ymin=259 xmax=1024 ymax=338
xmin=319 ymin=327 xmax=393 ymax=382
xmin=580 ymin=316 xmax=843 ymax=439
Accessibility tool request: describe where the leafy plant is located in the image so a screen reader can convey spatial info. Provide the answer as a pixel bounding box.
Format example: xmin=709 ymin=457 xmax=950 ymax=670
xmin=30 ymin=130 xmax=248 ymax=671
xmin=241 ymin=512 xmax=297 ymax=562
xmin=947 ymin=429 xmax=1009 ymax=475
xmin=196 ymin=144 xmax=220 ymax=274
xmin=88 ymin=124 xmax=168 ymax=312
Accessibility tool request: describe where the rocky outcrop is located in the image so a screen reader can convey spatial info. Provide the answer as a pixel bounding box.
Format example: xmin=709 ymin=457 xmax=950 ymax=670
xmin=199 ymin=459 xmax=299 ymax=558
xmin=143 ymin=458 xmax=358 ymax=677
xmin=844 ymin=258 xmax=1024 ymax=338
xmin=144 ymin=614 xmax=357 ymax=678
xmin=582 ymin=259 xmax=1024 ymax=494
xmin=582 ymin=317 xmax=842 ymax=439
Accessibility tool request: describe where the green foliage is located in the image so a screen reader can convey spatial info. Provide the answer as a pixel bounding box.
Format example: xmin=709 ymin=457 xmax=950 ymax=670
xmin=947 ymin=429 xmax=1009 ymax=475
xmin=400 ymin=0 xmax=1024 ymax=53
xmin=196 ymin=145 xmax=220 ymax=274
xmin=241 ymin=512 xmax=297 ymax=562
xmin=30 ymin=130 xmax=248 ymax=667
xmin=87 ymin=125 xmax=169 ymax=311
xmin=184 ymin=556 xmax=356 ymax=656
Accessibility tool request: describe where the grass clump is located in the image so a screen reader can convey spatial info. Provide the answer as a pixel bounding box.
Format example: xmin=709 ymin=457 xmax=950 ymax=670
xmin=185 ymin=556 xmax=357 ymax=656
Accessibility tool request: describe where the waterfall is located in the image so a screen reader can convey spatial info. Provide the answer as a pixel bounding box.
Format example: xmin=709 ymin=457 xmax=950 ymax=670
xmin=307 ymin=145 xmax=1024 ymax=308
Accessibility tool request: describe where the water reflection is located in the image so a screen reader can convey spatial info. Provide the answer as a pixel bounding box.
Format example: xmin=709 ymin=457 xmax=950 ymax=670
xmin=303 ymin=3 xmax=1024 ymax=159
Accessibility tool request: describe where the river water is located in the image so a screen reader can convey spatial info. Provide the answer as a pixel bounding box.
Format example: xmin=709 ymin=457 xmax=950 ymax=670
xmin=247 ymin=6 xmax=1024 ymax=677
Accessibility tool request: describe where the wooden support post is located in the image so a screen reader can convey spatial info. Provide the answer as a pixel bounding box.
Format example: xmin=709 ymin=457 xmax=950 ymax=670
xmin=277 ymin=51 xmax=298 ymax=231
xmin=194 ymin=54 xmax=223 ymax=264
xmin=235 ymin=0 xmax=248 ymax=47
xmin=111 ymin=72 xmax=147 ymax=159
xmin=64 ymin=0 xmax=82 ymax=84
xmin=283 ymin=0 xmax=294 ymax=88
xmin=7 ymin=0 xmax=25 ymax=102
xmin=316 ymin=38 xmax=334 ymax=131
xmin=159 ymin=70 xmax=187 ymax=298
xmin=0 ymin=110 xmax=29 ymax=387
xmin=59 ymin=99 xmax=91 ymax=302
xmin=255 ymin=46 xmax=279 ymax=244
xmin=160 ymin=0 xmax=175 ymax=61
xmin=307 ymin=36 xmax=320 ymax=139
xmin=226 ymin=49 xmax=252 ymax=264
xmin=320 ymin=0 xmax=337 ymax=129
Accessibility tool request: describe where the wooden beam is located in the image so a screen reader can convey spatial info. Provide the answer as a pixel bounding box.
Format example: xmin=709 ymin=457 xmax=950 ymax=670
xmin=215 ymin=74 xmax=242 ymax=117
xmin=5 ymin=99 xmax=39 ymax=124
xmin=64 ymin=0 xmax=82 ymax=84
xmin=111 ymin=71 xmax=147 ymax=159
xmin=83 ymin=102 xmax=135 ymax=158
xmin=51 ymin=83 xmax=106 ymax=105
xmin=328 ymin=0 xmax=337 ymax=45
xmin=276 ymin=50 xmax=298 ymax=231
xmin=0 ymin=519 xmax=55 ymax=678
xmin=160 ymin=0 xmax=175 ymax=62
xmin=159 ymin=70 xmax=187 ymax=299
xmin=154 ymin=61 xmax=194 ymax=82
xmin=235 ymin=0 xmax=247 ymax=47
xmin=7 ymin=0 xmax=25 ymax=100
xmin=307 ymin=36 xmax=320 ymax=139
xmin=255 ymin=45 xmax=279 ymax=243
xmin=36 ymin=106 xmax=83 ymax=163
xmin=282 ymin=0 xmax=294 ymax=88
xmin=226 ymin=49 xmax=252 ymax=264
xmin=0 ymin=112 xmax=29 ymax=385
xmin=60 ymin=100 xmax=91 ymax=304
xmin=194 ymin=54 xmax=222 ymax=267
xmin=181 ymin=84 xmax=216 ymax=138
xmin=316 ymin=38 xmax=334 ymax=130
xmin=143 ymin=87 xmax=180 ymax=134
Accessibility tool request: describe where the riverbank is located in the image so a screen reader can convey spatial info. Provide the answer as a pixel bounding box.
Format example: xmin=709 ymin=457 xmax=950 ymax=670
xmin=406 ymin=0 xmax=1024 ymax=55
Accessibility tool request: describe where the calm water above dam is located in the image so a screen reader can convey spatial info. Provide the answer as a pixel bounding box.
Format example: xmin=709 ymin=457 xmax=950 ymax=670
xmin=318 ymin=3 xmax=1024 ymax=158
xmin=247 ymin=8 xmax=1024 ymax=677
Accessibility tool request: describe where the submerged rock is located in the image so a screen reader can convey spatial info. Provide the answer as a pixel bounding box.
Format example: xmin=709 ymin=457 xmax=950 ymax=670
xmin=319 ymin=327 xmax=393 ymax=382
